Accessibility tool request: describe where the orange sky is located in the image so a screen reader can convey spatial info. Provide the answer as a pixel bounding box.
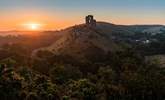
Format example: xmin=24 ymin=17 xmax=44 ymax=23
xmin=0 ymin=10 xmax=81 ymax=31
xmin=0 ymin=10 xmax=164 ymax=31
xmin=1 ymin=13 xmax=165 ymax=31
xmin=0 ymin=0 xmax=165 ymax=31
xmin=1 ymin=14 xmax=165 ymax=31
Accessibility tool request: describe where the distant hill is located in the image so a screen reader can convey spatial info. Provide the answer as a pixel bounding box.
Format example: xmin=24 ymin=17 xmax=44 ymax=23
xmin=97 ymin=22 xmax=165 ymax=35
xmin=34 ymin=22 xmax=165 ymax=61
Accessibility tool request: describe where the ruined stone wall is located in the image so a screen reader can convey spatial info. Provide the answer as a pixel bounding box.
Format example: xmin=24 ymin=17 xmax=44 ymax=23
xmin=85 ymin=15 xmax=96 ymax=27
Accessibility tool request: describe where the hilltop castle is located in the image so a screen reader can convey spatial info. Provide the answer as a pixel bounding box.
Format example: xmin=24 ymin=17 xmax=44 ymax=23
xmin=85 ymin=15 xmax=96 ymax=27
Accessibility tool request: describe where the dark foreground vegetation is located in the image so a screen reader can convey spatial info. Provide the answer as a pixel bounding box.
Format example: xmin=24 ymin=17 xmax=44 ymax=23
xmin=0 ymin=44 xmax=165 ymax=100
xmin=0 ymin=29 xmax=165 ymax=100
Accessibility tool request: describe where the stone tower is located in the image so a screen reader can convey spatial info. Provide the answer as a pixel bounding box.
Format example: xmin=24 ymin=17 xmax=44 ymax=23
xmin=85 ymin=15 xmax=96 ymax=27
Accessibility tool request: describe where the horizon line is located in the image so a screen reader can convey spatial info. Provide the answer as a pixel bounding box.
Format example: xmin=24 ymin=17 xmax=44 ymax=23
xmin=0 ymin=21 xmax=165 ymax=32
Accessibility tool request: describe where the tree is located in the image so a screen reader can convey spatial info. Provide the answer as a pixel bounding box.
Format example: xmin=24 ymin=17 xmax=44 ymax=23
xmin=69 ymin=79 xmax=97 ymax=100
xmin=50 ymin=65 xmax=82 ymax=84
xmin=0 ymin=63 xmax=22 ymax=100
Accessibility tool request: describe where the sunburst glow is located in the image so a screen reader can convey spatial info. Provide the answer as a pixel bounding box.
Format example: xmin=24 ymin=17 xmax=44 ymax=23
xmin=23 ymin=23 xmax=42 ymax=30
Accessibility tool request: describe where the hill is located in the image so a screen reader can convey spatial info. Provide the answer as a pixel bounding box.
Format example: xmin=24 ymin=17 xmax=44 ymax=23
xmin=34 ymin=21 xmax=165 ymax=61
xmin=36 ymin=23 xmax=121 ymax=61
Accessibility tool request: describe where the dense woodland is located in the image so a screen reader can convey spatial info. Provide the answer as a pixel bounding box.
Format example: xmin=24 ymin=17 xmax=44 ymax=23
xmin=0 ymin=30 xmax=165 ymax=100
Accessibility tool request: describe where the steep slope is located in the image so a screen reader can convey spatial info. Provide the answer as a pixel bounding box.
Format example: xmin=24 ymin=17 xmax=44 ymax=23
xmin=38 ymin=24 xmax=121 ymax=61
xmin=34 ymin=22 xmax=165 ymax=61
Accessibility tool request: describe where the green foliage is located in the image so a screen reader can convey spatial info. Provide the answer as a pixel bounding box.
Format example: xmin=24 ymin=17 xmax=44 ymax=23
xmin=1 ymin=41 xmax=165 ymax=99
xmin=26 ymin=92 xmax=38 ymax=100
xmin=0 ymin=63 xmax=60 ymax=100
xmin=50 ymin=65 xmax=82 ymax=84
xmin=62 ymin=96 xmax=70 ymax=100
xmin=69 ymin=79 xmax=97 ymax=100
xmin=0 ymin=58 xmax=17 ymax=67
xmin=31 ymin=48 xmax=165 ymax=99
xmin=32 ymin=76 xmax=60 ymax=100
xmin=0 ymin=64 xmax=22 ymax=100
xmin=0 ymin=43 xmax=30 ymax=66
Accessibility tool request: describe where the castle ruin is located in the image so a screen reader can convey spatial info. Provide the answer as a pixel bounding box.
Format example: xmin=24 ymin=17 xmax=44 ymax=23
xmin=85 ymin=15 xmax=96 ymax=27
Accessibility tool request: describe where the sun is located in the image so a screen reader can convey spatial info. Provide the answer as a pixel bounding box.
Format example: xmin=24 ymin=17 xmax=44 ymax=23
xmin=31 ymin=24 xmax=39 ymax=30
xmin=28 ymin=23 xmax=41 ymax=30
xmin=23 ymin=23 xmax=42 ymax=30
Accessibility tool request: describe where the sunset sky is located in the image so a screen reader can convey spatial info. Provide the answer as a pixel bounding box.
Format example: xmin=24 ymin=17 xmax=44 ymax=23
xmin=0 ymin=0 xmax=165 ymax=30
